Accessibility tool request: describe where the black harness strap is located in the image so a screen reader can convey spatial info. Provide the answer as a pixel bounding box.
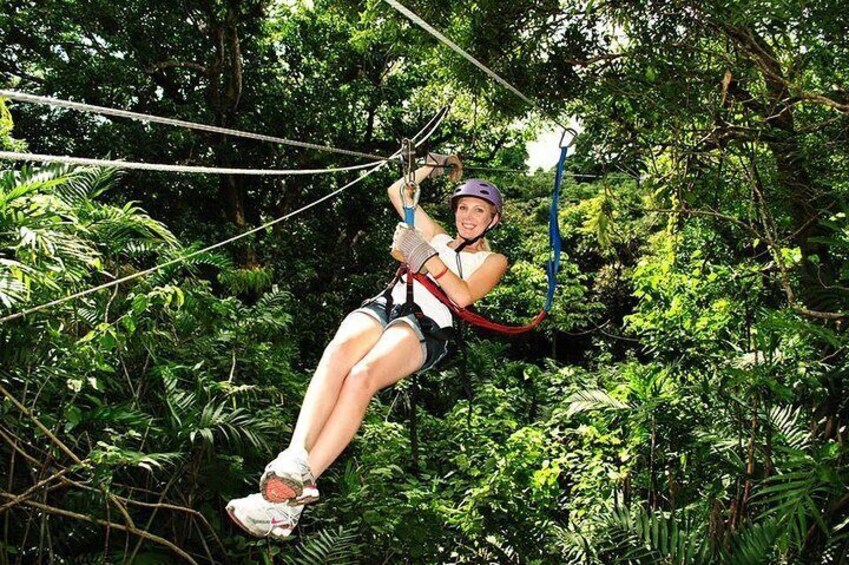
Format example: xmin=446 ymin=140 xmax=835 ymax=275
xmin=452 ymin=239 xmax=476 ymax=425
xmin=380 ymin=266 xmax=404 ymax=318
xmin=387 ymin=235 xmax=488 ymax=470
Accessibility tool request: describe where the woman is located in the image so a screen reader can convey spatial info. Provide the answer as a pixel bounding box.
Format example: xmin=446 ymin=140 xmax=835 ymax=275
xmin=226 ymin=155 xmax=508 ymax=539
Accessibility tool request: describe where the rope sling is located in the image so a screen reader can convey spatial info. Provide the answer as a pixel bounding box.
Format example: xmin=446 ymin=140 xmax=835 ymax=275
xmin=386 ymin=137 xmax=570 ymax=471
xmin=401 ymin=140 xmax=569 ymax=335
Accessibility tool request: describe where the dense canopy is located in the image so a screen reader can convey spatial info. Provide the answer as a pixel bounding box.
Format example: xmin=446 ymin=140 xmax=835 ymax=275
xmin=1 ymin=0 xmax=848 ymax=562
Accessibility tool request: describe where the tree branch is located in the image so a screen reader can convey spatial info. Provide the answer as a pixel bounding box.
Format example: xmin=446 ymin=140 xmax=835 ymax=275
xmin=144 ymin=61 xmax=207 ymax=76
xmin=0 ymin=492 xmax=199 ymax=564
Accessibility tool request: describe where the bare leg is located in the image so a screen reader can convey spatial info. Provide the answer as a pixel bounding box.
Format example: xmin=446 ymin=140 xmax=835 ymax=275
xmin=307 ymin=323 xmax=424 ymax=477
xmin=288 ymin=312 xmax=383 ymax=453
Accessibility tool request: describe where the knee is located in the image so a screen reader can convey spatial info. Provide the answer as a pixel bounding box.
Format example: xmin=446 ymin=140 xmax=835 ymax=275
xmin=343 ymin=363 xmax=381 ymax=398
xmin=324 ymin=334 xmax=363 ymax=365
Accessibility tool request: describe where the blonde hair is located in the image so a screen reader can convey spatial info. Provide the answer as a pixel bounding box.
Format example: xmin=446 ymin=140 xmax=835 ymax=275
xmin=451 ymin=199 xmax=497 ymax=252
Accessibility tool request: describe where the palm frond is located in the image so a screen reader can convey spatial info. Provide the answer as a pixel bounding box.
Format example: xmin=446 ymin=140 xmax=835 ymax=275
xmin=754 ymin=469 xmax=833 ymax=546
xmin=85 ymin=201 xmax=178 ymax=251
xmin=564 ymin=389 xmax=631 ymax=417
xmin=767 ymin=405 xmax=810 ymax=451
xmin=190 ymin=402 xmax=272 ymax=452
xmin=598 ymin=506 xmax=710 ymax=564
xmin=63 ymin=166 xmax=123 ymax=202
xmin=0 ymin=260 xmax=28 ymax=309
xmin=282 ymin=525 xmax=358 ymax=565
xmin=720 ymin=518 xmax=784 ymax=565
xmin=123 ymin=240 xmax=166 ymax=259
xmin=148 ymin=246 xmax=232 ymax=285
xmin=89 ymin=444 xmax=183 ymax=472
xmin=0 ymin=164 xmax=71 ymax=203
xmin=551 ymin=523 xmax=596 ymax=564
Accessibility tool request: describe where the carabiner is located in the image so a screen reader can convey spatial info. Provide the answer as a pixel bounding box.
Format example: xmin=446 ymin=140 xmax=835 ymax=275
xmin=559 ymin=127 xmax=579 ymax=149
xmin=400 ymin=180 xmax=420 ymax=226
xmin=399 ymin=138 xmax=419 ymax=226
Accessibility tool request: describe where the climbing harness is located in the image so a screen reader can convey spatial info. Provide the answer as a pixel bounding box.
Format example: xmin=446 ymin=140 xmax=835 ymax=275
xmin=408 ymin=128 xmax=575 ymax=335
xmin=383 ymin=138 xmax=455 ymax=472
xmin=386 ymin=131 xmax=573 ymax=460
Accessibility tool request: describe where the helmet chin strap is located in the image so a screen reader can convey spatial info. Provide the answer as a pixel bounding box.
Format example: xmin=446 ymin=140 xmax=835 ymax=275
xmin=455 ymin=232 xmax=485 ymax=253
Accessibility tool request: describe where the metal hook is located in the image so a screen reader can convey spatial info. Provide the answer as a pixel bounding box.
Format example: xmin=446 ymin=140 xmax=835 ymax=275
xmin=399 ymin=138 xmax=419 ymax=226
xmin=401 ymin=138 xmax=415 ymax=181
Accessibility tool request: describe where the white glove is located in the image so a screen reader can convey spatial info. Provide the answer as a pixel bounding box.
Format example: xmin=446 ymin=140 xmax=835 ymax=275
xmin=391 ymin=223 xmax=437 ymax=273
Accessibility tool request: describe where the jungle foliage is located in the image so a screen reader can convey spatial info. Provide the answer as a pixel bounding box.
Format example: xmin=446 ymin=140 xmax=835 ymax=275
xmin=1 ymin=0 xmax=848 ymax=563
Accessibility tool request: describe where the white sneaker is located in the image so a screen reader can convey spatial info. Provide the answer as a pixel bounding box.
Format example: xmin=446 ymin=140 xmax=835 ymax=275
xmin=226 ymin=493 xmax=304 ymax=539
xmin=260 ymin=448 xmax=319 ymax=505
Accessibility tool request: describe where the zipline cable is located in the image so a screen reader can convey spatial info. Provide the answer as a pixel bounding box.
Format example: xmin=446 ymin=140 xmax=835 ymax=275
xmin=0 ymin=107 xmax=449 ymax=324
xmin=0 ymin=153 xmax=635 ymax=179
xmin=0 ymin=90 xmax=386 ymax=162
xmin=381 ymin=1 xmax=532 ymax=106
xmin=0 ymin=151 xmax=382 ymax=176
xmin=382 ymin=0 xmax=571 ymax=131
xmin=462 ymin=164 xmax=637 ymax=179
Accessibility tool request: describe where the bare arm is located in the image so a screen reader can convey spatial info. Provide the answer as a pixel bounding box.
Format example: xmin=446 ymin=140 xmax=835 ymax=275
xmin=421 ymin=252 xmax=508 ymax=308
xmin=387 ymin=166 xmax=447 ymax=242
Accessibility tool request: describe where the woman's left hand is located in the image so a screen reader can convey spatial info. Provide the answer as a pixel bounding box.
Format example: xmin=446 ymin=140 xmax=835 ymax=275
xmin=391 ymin=223 xmax=438 ymax=273
xmin=426 ymin=153 xmax=463 ymax=182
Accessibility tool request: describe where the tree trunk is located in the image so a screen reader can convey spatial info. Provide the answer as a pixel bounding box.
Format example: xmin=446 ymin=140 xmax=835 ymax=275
xmin=723 ymin=25 xmax=826 ymax=267
xmin=208 ymin=4 xmax=257 ymax=267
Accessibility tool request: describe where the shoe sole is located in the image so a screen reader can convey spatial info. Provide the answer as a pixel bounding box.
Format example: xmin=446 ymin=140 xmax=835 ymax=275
xmin=261 ymin=471 xmax=303 ymax=503
xmin=289 ymin=485 xmax=320 ymax=506
xmin=226 ymin=503 xmax=296 ymax=539
xmin=226 ymin=504 xmax=259 ymax=538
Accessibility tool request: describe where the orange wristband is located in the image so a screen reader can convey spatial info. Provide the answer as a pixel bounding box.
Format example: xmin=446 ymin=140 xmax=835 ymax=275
xmin=433 ymin=265 xmax=449 ymax=280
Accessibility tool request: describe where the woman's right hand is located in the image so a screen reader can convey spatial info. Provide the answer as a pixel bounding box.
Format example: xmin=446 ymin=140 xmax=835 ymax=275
xmin=391 ymin=223 xmax=438 ymax=274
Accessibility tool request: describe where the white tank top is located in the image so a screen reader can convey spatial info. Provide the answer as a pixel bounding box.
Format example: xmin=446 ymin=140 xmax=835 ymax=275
xmin=390 ymin=233 xmax=493 ymax=328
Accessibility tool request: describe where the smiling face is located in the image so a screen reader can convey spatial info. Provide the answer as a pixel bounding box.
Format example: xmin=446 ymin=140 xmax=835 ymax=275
xmin=454 ymin=196 xmax=498 ymax=241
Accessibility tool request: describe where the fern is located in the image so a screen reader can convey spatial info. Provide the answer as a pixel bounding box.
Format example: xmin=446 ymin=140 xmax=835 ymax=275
xmin=597 ymin=506 xmax=711 ymax=564
xmin=218 ymin=265 xmax=275 ymax=294
xmin=767 ymin=405 xmax=810 ymax=451
xmin=565 ymin=389 xmax=631 ymax=417
xmin=282 ymin=526 xmax=358 ymax=565
xmin=720 ymin=518 xmax=784 ymax=565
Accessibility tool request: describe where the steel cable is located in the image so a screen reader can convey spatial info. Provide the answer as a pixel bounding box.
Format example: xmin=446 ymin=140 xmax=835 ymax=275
xmin=0 ymin=107 xmax=449 ymax=324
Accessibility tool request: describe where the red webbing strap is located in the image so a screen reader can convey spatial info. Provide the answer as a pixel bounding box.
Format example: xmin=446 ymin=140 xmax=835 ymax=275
xmin=411 ymin=272 xmax=547 ymax=335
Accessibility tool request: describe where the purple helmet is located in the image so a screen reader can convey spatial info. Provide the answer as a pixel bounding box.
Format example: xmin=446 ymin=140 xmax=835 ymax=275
xmin=451 ymin=179 xmax=503 ymax=217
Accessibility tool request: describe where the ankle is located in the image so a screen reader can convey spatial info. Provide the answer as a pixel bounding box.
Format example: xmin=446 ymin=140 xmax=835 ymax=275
xmin=286 ymin=445 xmax=309 ymax=460
xmin=306 ymin=455 xmax=325 ymax=479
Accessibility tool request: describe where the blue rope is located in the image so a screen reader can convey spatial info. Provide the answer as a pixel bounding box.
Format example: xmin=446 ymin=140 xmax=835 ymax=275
xmin=544 ymin=145 xmax=568 ymax=312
